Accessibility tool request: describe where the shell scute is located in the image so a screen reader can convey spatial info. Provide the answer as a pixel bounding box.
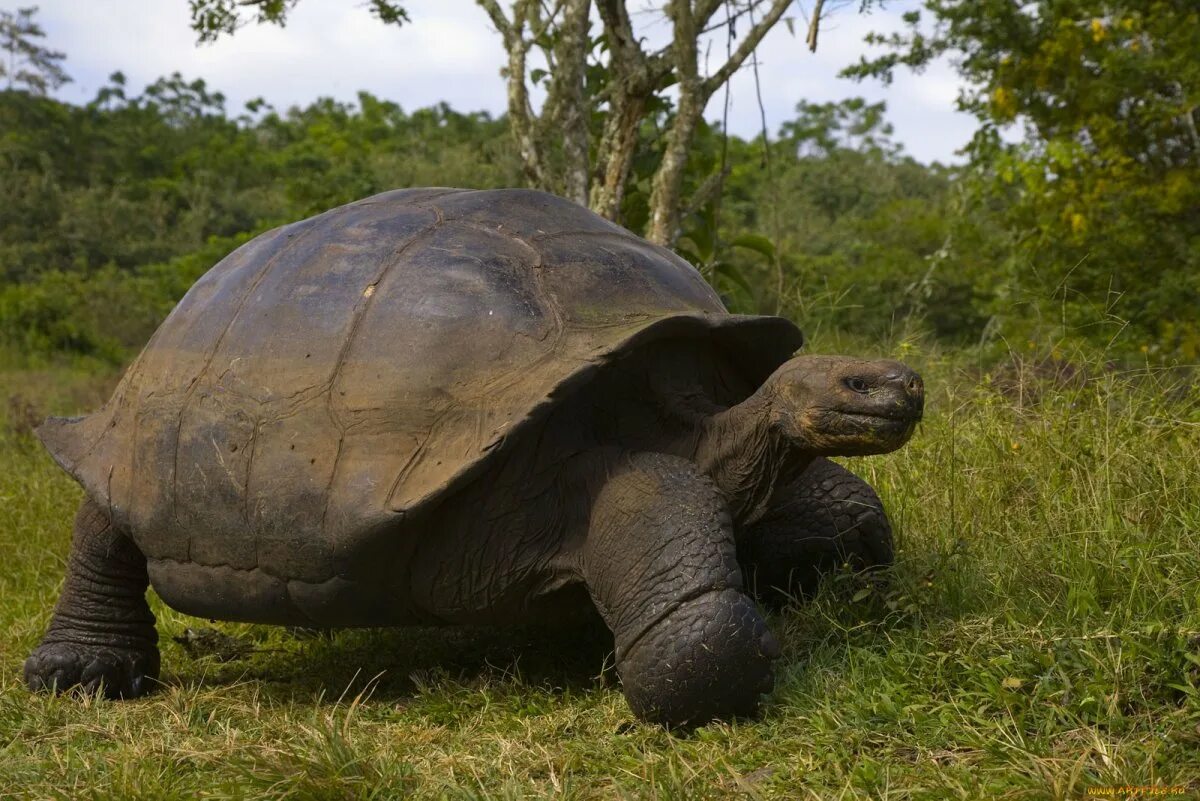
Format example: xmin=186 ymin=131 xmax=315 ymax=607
xmin=39 ymin=189 xmax=804 ymax=584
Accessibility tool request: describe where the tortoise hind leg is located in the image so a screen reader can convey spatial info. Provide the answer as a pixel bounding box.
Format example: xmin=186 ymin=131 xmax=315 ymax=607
xmin=25 ymin=498 xmax=159 ymax=698
xmin=740 ymin=457 xmax=894 ymax=606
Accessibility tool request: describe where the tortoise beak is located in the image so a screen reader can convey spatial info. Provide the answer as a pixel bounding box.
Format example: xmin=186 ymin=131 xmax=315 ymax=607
xmin=883 ymin=364 xmax=923 ymax=421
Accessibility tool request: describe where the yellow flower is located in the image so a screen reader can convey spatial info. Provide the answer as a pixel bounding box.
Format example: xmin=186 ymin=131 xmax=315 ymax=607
xmin=1070 ymin=213 xmax=1087 ymax=233
xmin=1090 ymin=18 xmax=1106 ymax=42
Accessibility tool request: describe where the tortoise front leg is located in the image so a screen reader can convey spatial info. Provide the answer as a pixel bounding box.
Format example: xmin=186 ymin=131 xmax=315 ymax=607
xmin=25 ymin=499 xmax=159 ymax=698
xmin=739 ymin=457 xmax=894 ymax=605
xmin=581 ymin=452 xmax=778 ymax=728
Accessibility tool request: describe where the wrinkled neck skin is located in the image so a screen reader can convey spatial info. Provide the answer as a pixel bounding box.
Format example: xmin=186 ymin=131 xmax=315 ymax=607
xmin=691 ymin=389 xmax=814 ymax=527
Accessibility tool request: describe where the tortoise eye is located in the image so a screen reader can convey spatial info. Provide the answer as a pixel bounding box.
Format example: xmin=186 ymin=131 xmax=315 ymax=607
xmin=845 ymin=377 xmax=871 ymax=394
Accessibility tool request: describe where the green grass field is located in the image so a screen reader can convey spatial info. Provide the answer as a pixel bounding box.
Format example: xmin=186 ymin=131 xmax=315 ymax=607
xmin=1 ymin=344 xmax=1198 ymax=800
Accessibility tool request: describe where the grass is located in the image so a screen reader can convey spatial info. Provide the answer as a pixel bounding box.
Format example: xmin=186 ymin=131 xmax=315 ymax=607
xmin=1 ymin=342 xmax=1198 ymax=799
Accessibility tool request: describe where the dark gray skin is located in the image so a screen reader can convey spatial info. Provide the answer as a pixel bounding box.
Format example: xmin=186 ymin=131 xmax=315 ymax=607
xmin=26 ymin=343 xmax=921 ymax=727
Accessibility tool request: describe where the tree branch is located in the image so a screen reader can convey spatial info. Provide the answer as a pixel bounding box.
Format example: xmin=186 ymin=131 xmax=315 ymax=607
xmin=478 ymin=0 xmax=549 ymax=187
xmin=806 ymin=0 xmax=825 ymax=52
xmin=529 ymin=0 xmax=569 ymax=41
xmin=701 ymin=0 xmax=792 ymax=99
xmin=476 ymin=0 xmax=513 ymax=35
xmin=596 ymin=0 xmax=645 ymax=67
xmin=698 ymin=3 xmax=758 ymax=36
xmin=694 ymin=0 xmax=725 ymax=28
xmin=682 ymin=164 xmax=732 ymax=221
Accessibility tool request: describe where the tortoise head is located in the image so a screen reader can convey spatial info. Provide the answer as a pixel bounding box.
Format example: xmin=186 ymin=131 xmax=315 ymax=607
xmin=763 ymin=355 xmax=924 ymax=456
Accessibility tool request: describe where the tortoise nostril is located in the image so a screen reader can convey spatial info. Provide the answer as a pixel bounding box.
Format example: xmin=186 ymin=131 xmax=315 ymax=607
xmin=907 ymin=375 xmax=922 ymax=394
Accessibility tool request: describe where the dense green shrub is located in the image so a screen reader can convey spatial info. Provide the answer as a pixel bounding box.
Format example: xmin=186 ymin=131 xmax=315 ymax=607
xmin=0 ymin=232 xmax=254 ymax=362
xmin=0 ymin=79 xmax=520 ymax=285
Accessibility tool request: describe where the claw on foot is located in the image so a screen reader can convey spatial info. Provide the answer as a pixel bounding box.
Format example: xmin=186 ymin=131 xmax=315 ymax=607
xmin=24 ymin=641 xmax=160 ymax=699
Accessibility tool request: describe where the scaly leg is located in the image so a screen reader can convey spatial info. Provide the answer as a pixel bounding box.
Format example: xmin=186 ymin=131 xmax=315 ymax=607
xmin=25 ymin=499 xmax=159 ymax=698
xmin=739 ymin=457 xmax=894 ymax=605
xmin=582 ymin=452 xmax=778 ymax=727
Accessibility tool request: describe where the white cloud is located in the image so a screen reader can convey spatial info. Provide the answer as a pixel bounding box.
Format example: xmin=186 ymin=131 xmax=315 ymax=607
xmin=35 ymin=0 xmax=977 ymax=163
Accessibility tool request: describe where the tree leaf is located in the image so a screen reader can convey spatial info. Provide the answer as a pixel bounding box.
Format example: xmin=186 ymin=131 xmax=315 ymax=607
xmin=715 ymin=262 xmax=755 ymax=299
xmin=730 ymin=233 xmax=776 ymax=260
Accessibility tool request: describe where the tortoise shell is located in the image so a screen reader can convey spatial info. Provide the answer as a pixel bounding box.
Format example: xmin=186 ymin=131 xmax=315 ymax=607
xmin=40 ymin=188 xmax=803 ymax=579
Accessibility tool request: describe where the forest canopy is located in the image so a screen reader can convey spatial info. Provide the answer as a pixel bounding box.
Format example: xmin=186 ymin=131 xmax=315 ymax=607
xmin=1 ymin=2 xmax=1197 ymax=363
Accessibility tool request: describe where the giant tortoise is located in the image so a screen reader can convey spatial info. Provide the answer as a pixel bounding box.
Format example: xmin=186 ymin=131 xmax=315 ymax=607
xmin=26 ymin=188 xmax=923 ymax=726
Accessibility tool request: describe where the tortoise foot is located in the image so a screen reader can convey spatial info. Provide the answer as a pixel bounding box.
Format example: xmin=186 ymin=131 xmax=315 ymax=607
xmin=25 ymin=640 xmax=160 ymax=699
xmin=619 ymin=589 xmax=777 ymax=729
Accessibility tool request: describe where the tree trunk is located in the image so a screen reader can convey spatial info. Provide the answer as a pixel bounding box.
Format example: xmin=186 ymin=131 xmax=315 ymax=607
xmin=645 ymin=0 xmax=794 ymax=247
xmin=482 ymin=0 xmax=548 ymax=188
xmin=480 ymin=0 xmax=797 ymax=245
xmin=646 ymin=0 xmax=701 ymax=247
xmin=552 ymin=0 xmax=592 ymax=206
xmin=590 ymin=89 xmax=646 ymax=221
xmin=592 ymin=0 xmax=664 ymax=222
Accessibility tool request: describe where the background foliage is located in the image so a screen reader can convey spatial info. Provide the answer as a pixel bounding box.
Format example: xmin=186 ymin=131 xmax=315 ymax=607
xmin=847 ymin=0 xmax=1200 ymax=358
xmin=0 ymin=2 xmax=1196 ymax=363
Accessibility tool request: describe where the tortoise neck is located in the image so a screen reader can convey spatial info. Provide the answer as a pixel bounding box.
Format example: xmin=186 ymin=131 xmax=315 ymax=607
xmin=693 ymin=388 xmax=814 ymax=526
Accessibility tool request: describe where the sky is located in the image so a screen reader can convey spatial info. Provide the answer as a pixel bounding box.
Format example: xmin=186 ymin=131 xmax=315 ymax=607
xmin=30 ymin=0 xmax=978 ymax=165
